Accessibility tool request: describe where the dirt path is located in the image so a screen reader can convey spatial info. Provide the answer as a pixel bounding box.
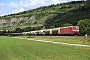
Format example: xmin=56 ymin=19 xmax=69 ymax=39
xmin=13 ymin=37 xmax=90 ymax=48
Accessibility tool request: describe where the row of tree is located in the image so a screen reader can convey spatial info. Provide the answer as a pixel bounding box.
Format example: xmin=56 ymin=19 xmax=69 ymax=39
xmin=86 ymin=0 xmax=90 ymax=8
xmin=0 ymin=0 xmax=90 ymax=36
xmin=0 ymin=19 xmax=90 ymax=36
xmin=77 ymin=19 xmax=90 ymax=36
xmin=78 ymin=0 xmax=90 ymax=36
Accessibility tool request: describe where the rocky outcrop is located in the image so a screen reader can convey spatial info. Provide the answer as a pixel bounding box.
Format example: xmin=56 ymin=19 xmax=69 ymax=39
xmin=0 ymin=18 xmax=21 ymax=27
xmin=0 ymin=14 xmax=55 ymax=29
xmin=10 ymin=17 xmax=29 ymax=23
xmin=0 ymin=16 xmax=36 ymax=28
xmin=0 ymin=19 xmax=9 ymax=24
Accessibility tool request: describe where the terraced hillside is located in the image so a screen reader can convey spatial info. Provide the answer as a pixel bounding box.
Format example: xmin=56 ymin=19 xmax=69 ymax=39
xmin=0 ymin=1 xmax=89 ymax=31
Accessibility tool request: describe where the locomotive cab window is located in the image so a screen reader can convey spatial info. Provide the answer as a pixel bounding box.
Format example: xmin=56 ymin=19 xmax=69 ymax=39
xmin=73 ymin=27 xmax=79 ymax=30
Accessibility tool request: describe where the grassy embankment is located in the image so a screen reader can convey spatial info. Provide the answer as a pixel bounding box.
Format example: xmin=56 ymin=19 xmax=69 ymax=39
xmin=21 ymin=36 xmax=90 ymax=45
xmin=0 ymin=36 xmax=90 ymax=60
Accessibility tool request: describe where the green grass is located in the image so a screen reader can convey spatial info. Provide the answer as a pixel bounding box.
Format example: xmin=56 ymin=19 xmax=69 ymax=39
xmin=26 ymin=36 xmax=90 ymax=45
xmin=0 ymin=36 xmax=90 ymax=60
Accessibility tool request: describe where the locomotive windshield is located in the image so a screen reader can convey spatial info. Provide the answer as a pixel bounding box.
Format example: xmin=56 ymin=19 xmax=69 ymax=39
xmin=73 ymin=26 xmax=79 ymax=30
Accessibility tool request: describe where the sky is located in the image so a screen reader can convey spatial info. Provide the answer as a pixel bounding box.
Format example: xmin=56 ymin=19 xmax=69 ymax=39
xmin=0 ymin=0 xmax=80 ymax=16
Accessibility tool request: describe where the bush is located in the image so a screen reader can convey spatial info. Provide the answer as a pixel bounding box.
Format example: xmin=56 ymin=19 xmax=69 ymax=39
xmin=77 ymin=19 xmax=90 ymax=36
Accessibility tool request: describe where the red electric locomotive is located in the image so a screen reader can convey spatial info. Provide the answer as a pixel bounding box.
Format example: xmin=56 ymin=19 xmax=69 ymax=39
xmin=60 ymin=26 xmax=79 ymax=35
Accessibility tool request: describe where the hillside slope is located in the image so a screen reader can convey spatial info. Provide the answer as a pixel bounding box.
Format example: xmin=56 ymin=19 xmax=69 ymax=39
xmin=0 ymin=1 xmax=89 ymax=31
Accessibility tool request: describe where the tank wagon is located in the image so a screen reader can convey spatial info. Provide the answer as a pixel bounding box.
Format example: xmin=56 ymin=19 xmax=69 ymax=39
xmin=35 ymin=30 xmax=45 ymax=36
xmin=44 ymin=29 xmax=52 ymax=35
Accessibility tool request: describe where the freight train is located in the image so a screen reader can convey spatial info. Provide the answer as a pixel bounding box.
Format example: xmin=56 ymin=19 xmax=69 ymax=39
xmin=8 ymin=26 xmax=80 ymax=36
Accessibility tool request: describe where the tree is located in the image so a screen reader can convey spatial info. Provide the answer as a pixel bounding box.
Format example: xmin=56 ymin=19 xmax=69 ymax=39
xmin=15 ymin=28 xmax=22 ymax=33
xmin=77 ymin=19 xmax=90 ymax=36
xmin=24 ymin=27 xmax=32 ymax=32
xmin=49 ymin=26 xmax=55 ymax=29
xmin=86 ymin=0 xmax=90 ymax=8
xmin=61 ymin=23 xmax=71 ymax=27
xmin=34 ymin=26 xmax=41 ymax=30
xmin=41 ymin=26 xmax=46 ymax=29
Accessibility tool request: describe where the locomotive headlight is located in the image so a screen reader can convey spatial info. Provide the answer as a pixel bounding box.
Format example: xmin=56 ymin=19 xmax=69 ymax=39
xmin=73 ymin=30 xmax=79 ymax=31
